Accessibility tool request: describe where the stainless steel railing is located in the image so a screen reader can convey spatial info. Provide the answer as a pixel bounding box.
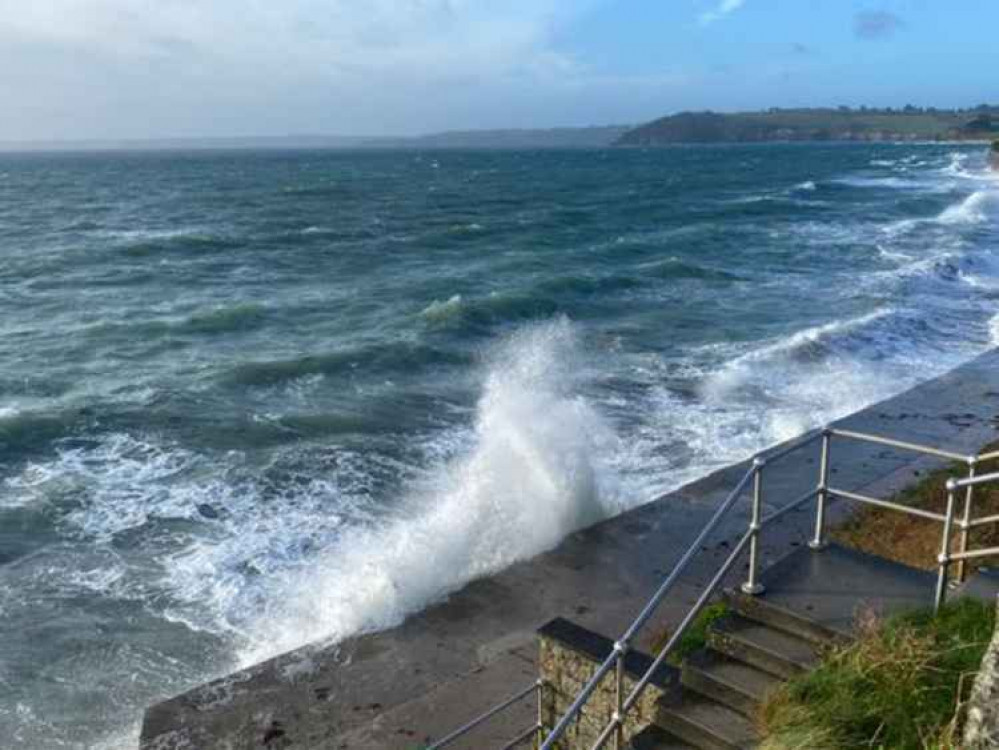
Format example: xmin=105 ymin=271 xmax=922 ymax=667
xmin=424 ymin=679 xmax=545 ymax=750
xmin=428 ymin=426 xmax=999 ymax=750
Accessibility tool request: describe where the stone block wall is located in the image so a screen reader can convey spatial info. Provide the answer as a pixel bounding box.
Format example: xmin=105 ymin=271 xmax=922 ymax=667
xmin=536 ymin=618 xmax=677 ymax=750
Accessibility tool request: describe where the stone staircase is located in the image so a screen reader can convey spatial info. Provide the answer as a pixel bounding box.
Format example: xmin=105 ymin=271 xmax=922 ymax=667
xmin=631 ymin=591 xmax=841 ymax=750
xmin=637 ymin=588 xmax=835 ymax=750
xmin=538 ymin=543 xmax=999 ymax=750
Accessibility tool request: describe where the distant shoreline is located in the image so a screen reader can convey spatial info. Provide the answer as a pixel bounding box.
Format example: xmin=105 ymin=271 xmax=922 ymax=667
xmin=4 ymin=106 xmax=998 ymax=153
xmin=0 ymin=138 xmax=993 ymax=156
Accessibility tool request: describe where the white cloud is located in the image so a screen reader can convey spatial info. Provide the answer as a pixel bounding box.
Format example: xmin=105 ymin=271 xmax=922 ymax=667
xmin=699 ymin=0 xmax=746 ymax=26
xmin=0 ymin=0 xmax=661 ymax=140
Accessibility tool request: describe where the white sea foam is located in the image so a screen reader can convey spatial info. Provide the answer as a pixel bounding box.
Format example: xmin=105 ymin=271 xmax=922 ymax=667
xmin=990 ymin=314 xmax=999 ymax=347
xmin=101 ymin=227 xmax=205 ymax=242
xmin=794 ymin=180 xmax=817 ymax=192
xmin=711 ymin=308 xmax=894 ymax=371
xmin=419 ymin=294 xmax=464 ymax=322
xmin=938 ymin=190 xmax=996 ymax=225
xmin=876 ymin=244 xmax=913 ymax=262
xmin=237 ymin=318 xmax=623 ymax=664
xmin=941 ymin=151 xmax=971 ymax=177
xmin=835 ymin=176 xmax=916 ymax=190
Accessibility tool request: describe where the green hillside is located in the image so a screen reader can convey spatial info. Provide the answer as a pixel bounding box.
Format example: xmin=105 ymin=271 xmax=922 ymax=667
xmin=617 ymin=106 xmax=999 ymax=145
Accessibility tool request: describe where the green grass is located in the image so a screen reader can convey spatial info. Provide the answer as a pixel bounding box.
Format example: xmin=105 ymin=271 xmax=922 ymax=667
xmin=651 ymin=601 xmax=730 ymax=665
xmin=761 ymin=598 xmax=995 ymax=750
xmin=831 ymin=439 xmax=999 ymax=573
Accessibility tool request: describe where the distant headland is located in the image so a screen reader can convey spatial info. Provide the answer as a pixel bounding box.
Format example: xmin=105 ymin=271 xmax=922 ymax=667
xmin=4 ymin=105 xmax=999 ymax=152
xmin=616 ymin=105 xmax=999 ymax=146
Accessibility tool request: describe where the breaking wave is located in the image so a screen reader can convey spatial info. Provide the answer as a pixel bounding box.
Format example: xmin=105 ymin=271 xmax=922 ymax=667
xmin=237 ymin=318 xmax=623 ymax=663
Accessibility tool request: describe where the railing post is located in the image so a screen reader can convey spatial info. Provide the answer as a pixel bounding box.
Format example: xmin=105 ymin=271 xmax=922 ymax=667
xmin=536 ymin=679 xmax=544 ymax=750
xmin=934 ymin=479 xmax=958 ymax=613
xmin=809 ymin=428 xmax=832 ymax=551
xmin=612 ymin=641 xmax=626 ymax=750
xmin=956 ymin=458 xmax=977 ymax=584
xmin=741 ymin=458 xmax=766 ymax=595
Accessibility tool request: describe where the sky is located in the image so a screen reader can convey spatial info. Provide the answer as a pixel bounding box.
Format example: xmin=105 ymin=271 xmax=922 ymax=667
xmin=0 ymin=0 xmax=996 ymax=141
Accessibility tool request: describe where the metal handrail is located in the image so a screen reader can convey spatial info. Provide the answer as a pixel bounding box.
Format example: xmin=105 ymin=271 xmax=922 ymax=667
xmin=827 ymin=428 xmax=970 ymax=462
xmin=434 ymin=427 xmax=999 ymax=749
xmin=424 ymin=680 xmax=543 ymax=750
xmin=826 ymin=487 xmax=949 ymax=521
xmin=953 ymin=470 xmax=999 ymax=489
xmin=539 ymin=461 xmax=760 ymax=750
xmin=542 ymin=427 xmax=999 ymax=749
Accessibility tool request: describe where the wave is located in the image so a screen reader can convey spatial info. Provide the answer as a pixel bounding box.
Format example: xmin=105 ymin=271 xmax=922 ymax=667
xmin=109 ymin=228 xmax=241 ymax=257
xmin=225 ymin=341 xmax=470 ymax=387
xmin=937 ymin=190 xmax=997 ymax=225
xmin=0 ymin=408 xmax=83 ymax=461
xmin=711 ymin=308 xmax=896 ymax=373
xmin=236 ymin=318 xmax=623 ymax=663
xmin=419 ymin=294 xmax=464 ymax=323
xmin=640 ymin=257 xmax=742 ymax=282
xmin=835 ymin=176 xmax=917 ymax=190
xmin=686 ymin=306 xmax=952 ymax=452
xmin=182 ymin=303 xmax=268 ymax=334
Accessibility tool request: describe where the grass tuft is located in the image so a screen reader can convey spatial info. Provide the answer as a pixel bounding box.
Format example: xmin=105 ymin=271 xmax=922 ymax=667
xmin=651 ymin=601 xmax=730 ymax=665
xmin=760 ymin=597 xmax=995 ymax=750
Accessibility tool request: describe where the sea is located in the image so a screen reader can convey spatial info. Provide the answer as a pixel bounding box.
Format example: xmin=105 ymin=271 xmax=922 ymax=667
xmin=0 ymin=143 xmax=997 ymax=748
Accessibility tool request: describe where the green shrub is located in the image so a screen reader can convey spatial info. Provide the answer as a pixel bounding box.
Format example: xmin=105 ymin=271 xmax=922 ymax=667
xmin=761 ymin=598 xmax=995 ymax=750
xmin=652 ymin=601 xmax=730 ymax=665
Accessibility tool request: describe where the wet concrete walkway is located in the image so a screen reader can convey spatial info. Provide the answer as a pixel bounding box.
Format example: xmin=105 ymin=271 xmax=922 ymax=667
xmin=140 ymin=348 xmax=999 ymax=750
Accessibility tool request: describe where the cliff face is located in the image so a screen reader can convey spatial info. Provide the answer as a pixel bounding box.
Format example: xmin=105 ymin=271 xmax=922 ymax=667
xmin=962 ymin=598 xmax=999 ymax=749
xmin=615 ymin=109 xmax=999 ymax=146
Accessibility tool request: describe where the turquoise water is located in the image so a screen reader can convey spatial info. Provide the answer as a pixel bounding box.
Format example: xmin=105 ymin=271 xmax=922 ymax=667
xmin=1 ymin=144 xmax=997 ymax=747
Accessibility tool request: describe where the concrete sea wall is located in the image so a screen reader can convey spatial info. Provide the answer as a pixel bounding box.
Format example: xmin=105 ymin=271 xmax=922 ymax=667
xmin=140 ymin=348 xmax=999 ymax=750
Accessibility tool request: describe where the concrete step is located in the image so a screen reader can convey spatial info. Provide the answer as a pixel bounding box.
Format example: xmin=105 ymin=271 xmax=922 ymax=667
xmin=655 ymin=695 xmax=759 ymax=750
xmin=628 ymin=725 xmax=695 ymax=749
xmin=707 ymin=615 xmax=818 ymax=680
xmin=681 ymin=649 xmax=781 ymax=718
xmin=722 ymin=588 xmax=847 ymax=647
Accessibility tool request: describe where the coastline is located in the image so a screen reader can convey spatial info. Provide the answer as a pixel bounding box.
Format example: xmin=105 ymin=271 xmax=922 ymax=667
xmin=140 ymin=346 xmax=999 ymax=749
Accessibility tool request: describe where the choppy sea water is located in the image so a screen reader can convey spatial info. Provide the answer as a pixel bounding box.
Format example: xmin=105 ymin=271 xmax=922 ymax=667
xmin=0 ymin=144 xmax=997 ymax=748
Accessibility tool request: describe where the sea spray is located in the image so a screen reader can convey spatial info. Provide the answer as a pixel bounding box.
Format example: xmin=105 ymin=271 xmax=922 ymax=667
xmin=238 ymin=318 xmax=621 ymax=665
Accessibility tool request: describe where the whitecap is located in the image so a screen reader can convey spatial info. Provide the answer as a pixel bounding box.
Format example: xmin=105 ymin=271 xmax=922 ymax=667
xmin=709 ymin=308 xmax=895 ymax=375
xmin=237 ymin=318 xmax=625 ymax=665
xmin=938 ymin=190 xmax=997 ymax=225
xmin=419 ymin=294 xmax=464 ymax=322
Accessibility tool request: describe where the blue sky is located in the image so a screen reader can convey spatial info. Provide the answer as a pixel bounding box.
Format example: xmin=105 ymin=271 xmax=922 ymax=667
xmin=0 ymin=0 xmax=995 ymax=140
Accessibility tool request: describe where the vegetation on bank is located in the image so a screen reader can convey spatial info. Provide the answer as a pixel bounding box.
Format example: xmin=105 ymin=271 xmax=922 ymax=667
xmin=616 ymin=105 xmax=999 ymax=145
xmin=651 ymin=602 xmax=730 ymax=665
xmin=760 ymin=598 xmax=995 ymax=750
xmin=831 ymin=440 xmax=999 ymax=573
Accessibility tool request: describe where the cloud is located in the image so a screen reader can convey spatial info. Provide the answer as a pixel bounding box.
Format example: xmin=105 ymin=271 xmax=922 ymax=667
xmin=699 ymin=0 xmax=746 ymax=26
xmin=0 ymin=1 xmax=642 ymax=140
xmin=853 ymin=10 xmax=905 ymax=40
